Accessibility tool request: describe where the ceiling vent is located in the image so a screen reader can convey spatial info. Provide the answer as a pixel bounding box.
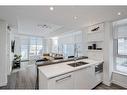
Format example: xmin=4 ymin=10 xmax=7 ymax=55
xmin=37 ymin=24 xmax=51 ymax=29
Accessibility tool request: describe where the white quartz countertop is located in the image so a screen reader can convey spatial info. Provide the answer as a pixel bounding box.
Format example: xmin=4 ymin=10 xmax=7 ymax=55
xmin=38 ymin=59 xmax=103 ymax=79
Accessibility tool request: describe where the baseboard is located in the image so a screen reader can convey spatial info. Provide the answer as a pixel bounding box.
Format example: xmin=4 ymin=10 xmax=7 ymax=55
xmin=112 ymin=80 xmax=127 ymax=88
xmin=112 ymin=72 xmax=127 ymax=88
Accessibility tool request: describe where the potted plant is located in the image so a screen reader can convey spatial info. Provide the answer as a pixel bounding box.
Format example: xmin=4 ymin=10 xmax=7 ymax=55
xmin=13 ymin=54 xmax=22 ymax=69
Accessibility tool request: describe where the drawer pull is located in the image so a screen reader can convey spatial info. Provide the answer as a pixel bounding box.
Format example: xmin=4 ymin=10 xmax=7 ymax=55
xmin=56 ymin=75 xmax=71 ymax=82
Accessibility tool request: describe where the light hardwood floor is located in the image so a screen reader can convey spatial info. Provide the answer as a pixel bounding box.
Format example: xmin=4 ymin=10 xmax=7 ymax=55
xmin=0 ymin=64 xmax=126 ymax=90
xmin=93 ymin=83 xmax=126 ymax=89
xmin=0 ymin=64 xmax=37 ymax=89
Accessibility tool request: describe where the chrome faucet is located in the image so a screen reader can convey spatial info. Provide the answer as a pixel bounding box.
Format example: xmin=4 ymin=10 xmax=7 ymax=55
xmin=74 ymin=43 xmax=78 ymax=62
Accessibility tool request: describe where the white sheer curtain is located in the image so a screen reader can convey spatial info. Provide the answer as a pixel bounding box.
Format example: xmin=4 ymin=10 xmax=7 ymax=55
xmin=19 ymin=35 xmax=45 ymax=61
xmin=113 ymin=19 xmax=127 ymax=39
xmin=20 ymin=37 xmax=29 ymax=60
xmin=113 ymin=19 xmax=127 ymax=73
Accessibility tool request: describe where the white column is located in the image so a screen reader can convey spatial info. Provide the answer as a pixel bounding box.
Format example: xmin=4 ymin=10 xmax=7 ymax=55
xmin=103 ymin=22 xmax=113 ymax=86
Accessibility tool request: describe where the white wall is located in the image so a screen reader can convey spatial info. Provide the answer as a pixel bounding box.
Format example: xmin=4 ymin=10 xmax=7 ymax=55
xmin=0 ymin=20 xmax=8 ymax=86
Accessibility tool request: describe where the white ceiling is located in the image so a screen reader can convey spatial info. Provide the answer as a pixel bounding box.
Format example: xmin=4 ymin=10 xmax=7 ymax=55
xmin=0 ymin=6 xmax=127 ymax=37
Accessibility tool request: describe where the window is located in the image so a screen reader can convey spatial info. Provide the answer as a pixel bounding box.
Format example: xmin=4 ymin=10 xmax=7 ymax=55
xmin=56 ymin=31 xmax=83 ymax=58
xmin=36 ymin=38 xmax=43 ymax=56
xmin=62 ymin=43 xmax=82 ymax=58
xmin=52 ymin=38 xmax=58 ymax=53
xmin=63 ymin=44 xmax=74 ymax=57
xmin=29 ymin=37 xmax=37 ymax=59
xmin=118 ymin=38 xmax=127 ymax=55
xmin=21 ymin=38 xmax=29 ymax=60
xmin=20 ymin=36 xmax=44 ymax=60
xmin=115 ymin=38 xmax=127 ymax=73
xmin=113 ymin=19 xmax=127 ymax=74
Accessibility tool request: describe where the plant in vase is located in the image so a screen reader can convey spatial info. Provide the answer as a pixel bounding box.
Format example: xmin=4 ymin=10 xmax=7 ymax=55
xmin=13 ymin=54 xmax=22 ymax=69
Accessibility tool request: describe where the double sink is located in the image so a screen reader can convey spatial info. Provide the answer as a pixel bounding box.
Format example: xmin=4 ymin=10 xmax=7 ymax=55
xmin=68 ymin=61 xmax=89 ymax=67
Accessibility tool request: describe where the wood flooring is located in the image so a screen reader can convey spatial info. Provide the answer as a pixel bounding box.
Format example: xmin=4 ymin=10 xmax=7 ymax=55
xmin=0 ymin=64 xmax=37 ymax=89
xmin=93 ymin=83 xmax=126 ymax=89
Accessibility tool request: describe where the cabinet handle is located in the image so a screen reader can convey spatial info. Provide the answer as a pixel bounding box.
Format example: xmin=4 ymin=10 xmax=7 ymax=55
xmin=56 ymin=75 xmax=71 ymax=82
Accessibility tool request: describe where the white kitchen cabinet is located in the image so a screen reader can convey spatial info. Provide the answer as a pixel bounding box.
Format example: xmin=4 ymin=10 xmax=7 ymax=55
xmin=74 ymin=65 xmax=95 ymax=89
xmin=39 ymin=60 xmax=103 ymax=89
xmin=49 ymin=72 xmax=74 ymax=89
xmin=39 ymin=71 xmax=74 ymax=89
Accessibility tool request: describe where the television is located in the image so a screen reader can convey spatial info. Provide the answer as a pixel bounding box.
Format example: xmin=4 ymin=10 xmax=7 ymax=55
xmin=11 ymin=40 xmax=15 ymax=53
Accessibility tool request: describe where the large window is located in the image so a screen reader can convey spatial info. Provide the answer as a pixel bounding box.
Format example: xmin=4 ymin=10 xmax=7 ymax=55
xmin=56 ymin=31 xmax=83 ymax=58
xmin=61 ymin=43 xmax=82 ymax=58
xmin=118 ymin=38 xmax=127 ymax=55
xmin=114 ymin=20 xmax=127 ymax=74
xmin=115 ymin=38 xmax=127 ymax=73
xmin=63 ymin=44 xmax=75 ymax=57
xmin=29 ymin=37 xmax=43 ymax=60
xmin=21 ymin=38 xmax=29 ymax=60
xmin=21 ymin=36 xmax=44 ymax=60
xmin=52 ymin=38 xmax=58 ymax=53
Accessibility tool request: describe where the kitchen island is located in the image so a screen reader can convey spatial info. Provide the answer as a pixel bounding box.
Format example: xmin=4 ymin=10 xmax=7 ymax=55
xmin=35 ymin=56 xmax=88 ymax=89
xmin=38 ymin=58 xmax=103 ymax=89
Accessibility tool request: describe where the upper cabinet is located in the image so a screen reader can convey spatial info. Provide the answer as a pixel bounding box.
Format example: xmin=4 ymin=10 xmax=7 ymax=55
xmin=87 ymin=23 xmax=104 ymax=42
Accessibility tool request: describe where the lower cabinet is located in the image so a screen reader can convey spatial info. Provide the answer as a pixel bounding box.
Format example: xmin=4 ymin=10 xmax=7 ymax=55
xmin=74 ymin=65 xmax=95 ymax=89
xmin=39 ymin=65 xmax=100 ymax=89
xmin=39 ymin=71 xmax=74 ymax=89
xmin=48 ymin=72 xmax=74 ymax=89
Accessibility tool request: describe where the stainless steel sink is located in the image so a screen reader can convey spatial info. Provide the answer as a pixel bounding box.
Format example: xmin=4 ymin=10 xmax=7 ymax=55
xmin=68 ymin=61 xmax=89 ymax=67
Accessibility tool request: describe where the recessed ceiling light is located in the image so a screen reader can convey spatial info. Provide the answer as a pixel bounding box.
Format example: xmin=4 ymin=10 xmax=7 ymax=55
xmin=117 ymin=12 xmax=121 ymax=16
xmin=74 ymin=16 xmax=78 ymax=20
xmin=49 ymin=7 xmax=54 ymax=11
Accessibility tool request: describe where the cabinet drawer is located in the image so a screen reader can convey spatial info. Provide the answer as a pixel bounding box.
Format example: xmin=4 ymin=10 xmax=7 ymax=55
xmin=48 ymin=72 xmax=74 ymax=89
xmin=74 ymin=66 xmax=95 ymax=89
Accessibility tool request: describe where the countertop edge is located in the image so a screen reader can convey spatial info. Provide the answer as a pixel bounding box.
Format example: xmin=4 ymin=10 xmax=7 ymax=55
xmin=38 ymin=59 xmax=103 ymax=79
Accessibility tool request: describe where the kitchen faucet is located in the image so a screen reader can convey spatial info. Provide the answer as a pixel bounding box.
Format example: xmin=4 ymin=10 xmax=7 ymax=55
xmin=74 ymin=43 xmax=78 ymax=62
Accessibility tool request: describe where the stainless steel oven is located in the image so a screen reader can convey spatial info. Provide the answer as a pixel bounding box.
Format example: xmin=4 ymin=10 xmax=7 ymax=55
xmin=95 ymin=62 xmax=103 ymax=73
